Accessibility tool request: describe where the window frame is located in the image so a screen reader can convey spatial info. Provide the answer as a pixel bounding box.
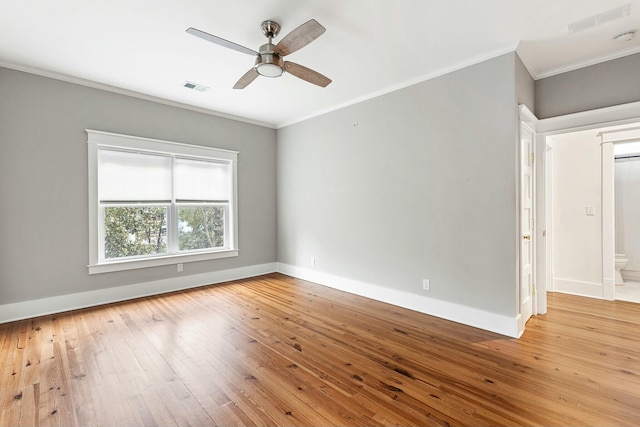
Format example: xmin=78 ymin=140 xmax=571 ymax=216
xmin=87 ymin=129 xmax=239 ymax=274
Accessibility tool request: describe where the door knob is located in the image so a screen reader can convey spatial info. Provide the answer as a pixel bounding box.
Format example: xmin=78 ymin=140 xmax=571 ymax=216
xmin=523 ymin=234 xmax=531 ymax=240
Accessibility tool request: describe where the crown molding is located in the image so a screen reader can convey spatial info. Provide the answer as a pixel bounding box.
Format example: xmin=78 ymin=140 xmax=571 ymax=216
xmin=0 ymin=61 xmax=277 ymax=129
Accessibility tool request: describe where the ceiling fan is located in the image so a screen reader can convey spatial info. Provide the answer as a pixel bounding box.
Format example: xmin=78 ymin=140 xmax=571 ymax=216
xmin=186 ymin=19 xmax=332 ymax=89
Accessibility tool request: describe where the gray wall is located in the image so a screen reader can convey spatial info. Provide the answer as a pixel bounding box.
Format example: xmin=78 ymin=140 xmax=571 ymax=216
xmin=535 ymin=52 xmax=640 ymax=119
xmin=277 ymin=53 xmax=520 ymax=317
xmin=0 ymin=67 xmax=277 ymax=304
xmin=516 ymin=53 xmax=535 ymax=112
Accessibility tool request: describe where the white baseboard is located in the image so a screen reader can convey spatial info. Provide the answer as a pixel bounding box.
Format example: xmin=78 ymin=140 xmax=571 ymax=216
xmin=2 ymin=262 xmax=522 ymax=338
xmin=603 ymin=277 xmax=615 ymax=301
xmin=277 ymin=263 xmax=520 ymax=338
xmin=0 ymin=263 xmax=277 ymax=324
xmin=553 ymin=277 xmax=603 ymax=299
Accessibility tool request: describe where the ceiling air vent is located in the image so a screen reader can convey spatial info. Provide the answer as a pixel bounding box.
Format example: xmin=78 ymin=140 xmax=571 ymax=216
xmin=568 ymin=3 xmax=630 ymax=34
xmin=183 ymin=81 xmax=209 ymax=92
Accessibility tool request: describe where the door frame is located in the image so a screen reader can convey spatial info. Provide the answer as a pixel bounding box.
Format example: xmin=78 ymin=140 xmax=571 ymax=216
xmin=600 ymin=126 xmax=640 ymax=296
xmin=519 ymin=106 xmax=537 ymax=332
xmin=526 ymin=101 xmax=640 ymax=312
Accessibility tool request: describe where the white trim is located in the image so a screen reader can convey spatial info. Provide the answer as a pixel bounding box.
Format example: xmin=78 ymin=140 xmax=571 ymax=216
xmin=0 ymin=61 xmax=276 ymax=129
xmin=276 ymin=44 xmax=519 ymax=128
xmin=2 ymin=44 xmax=519 ymax=130
xmin=277 ymin=263 xmax=521 ymax=338
xmin=520 ymin=105 xmax=552 ymax=315
xmin=538 ymin=141 xmax=553 ymax=312
xmin=88 ymin=249 xmax=239 ymax=274
xmin=519 ymin=105 xmax=542 ymax=322
xmin=2 ymin=263 xmax=520 ymax=337
xmin=599 ymin=126 xmax=640 ymax=142
xmin=531 ymin=45 xmax=640 ymax=80
xmin=536 ymin=101 xmax=640 ymax=134
xmin=552 ymin=278 xmax=603 ymax=299
xmin=603 ymin=277 xmax=615 ymax=300
xmin=518 ymin=108 xmax=537 ymax=324
xmin=86 ymin=129 xmax=239 ymax=159
xmin=86 ymin=130 xmax=239 ymax=274
xmin=600 ymin=125 xmax=640 ymax=300
xmin=4 ymin=49 xmax=638 ymax=130
xmin=602 ymin=141 xmax=616 ymax=300
xmin=536 ymin=101 xmax=640 ymax=305
xmin=519 ymin=104 xmax=538 ymax=125
xmin=0 ymin=263 xmax=277 ymax=324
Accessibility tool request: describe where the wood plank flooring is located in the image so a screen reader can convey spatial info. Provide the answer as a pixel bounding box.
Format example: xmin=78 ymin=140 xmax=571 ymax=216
xmin=1 ymin=273 xmax=639 ymax=426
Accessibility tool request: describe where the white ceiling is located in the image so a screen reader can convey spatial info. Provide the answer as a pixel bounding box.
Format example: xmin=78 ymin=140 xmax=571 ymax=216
xmin=1 ymin=0 xmax=639 ymax=128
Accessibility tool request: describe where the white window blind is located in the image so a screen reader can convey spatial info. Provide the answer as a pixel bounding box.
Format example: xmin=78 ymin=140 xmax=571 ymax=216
xmin=98 ymin=149 xmax=172 ymax=202
xmin=174 ymin=157 xmax=230 ymax=202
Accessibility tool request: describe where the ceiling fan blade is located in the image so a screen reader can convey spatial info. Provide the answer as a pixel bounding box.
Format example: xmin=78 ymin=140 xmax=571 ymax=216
xmin=284 ymin=62 xmax=331 ymax=87
xmin=275 ymin=19 xmax=326 ymax=56
xmin=233 ymin=68 xmax=260 ymax=89
xmin=186 ymin=27 xmax=258 ymax=56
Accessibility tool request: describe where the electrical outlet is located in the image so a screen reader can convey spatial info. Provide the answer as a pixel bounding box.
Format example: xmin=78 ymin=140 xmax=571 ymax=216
xmin=423 ymin=279 xmax=430 ymax=291
xmin=177 ymin=263 xmax=183 ymax=272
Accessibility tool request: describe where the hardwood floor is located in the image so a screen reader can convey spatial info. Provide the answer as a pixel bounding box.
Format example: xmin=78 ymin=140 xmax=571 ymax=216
xmin=1 ymin=273 xmax=639 ymax=426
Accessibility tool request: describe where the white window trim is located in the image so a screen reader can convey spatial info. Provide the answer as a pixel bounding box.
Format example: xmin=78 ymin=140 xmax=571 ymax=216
xmin=87 ymin=129 xmax=239 ymax=274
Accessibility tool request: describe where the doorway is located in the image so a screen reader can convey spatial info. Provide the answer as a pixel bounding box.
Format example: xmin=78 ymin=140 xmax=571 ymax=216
xmin=530 ymin=102 xmax=640 ymax=310
xmin=604 ymin=129 xmax=640 ymax=302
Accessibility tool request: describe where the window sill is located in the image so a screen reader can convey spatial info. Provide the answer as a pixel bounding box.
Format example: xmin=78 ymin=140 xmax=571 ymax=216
xmin=88 ymin=249 xmax=239 ymax=274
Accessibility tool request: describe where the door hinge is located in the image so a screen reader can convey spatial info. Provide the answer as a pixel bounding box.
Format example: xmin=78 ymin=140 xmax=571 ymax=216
xmin=532 ymin=219 xmax=535 ymax=230
xmin=531 ymin=153 xmax=535 ymax=163
xmin=532 ymin=284 xmax=537 ymax=295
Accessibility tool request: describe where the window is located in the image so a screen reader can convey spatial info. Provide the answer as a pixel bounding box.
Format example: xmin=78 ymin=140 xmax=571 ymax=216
xmin=87 ymin=130 xmax=238 ymax=274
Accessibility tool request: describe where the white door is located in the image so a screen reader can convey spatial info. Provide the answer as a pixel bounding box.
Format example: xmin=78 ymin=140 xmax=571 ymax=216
xmin=520 ymin=123 xmax=535 ymax=323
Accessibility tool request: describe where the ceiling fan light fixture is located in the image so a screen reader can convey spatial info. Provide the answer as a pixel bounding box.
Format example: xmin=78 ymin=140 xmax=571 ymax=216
xmin=254 ymin=52 xmax=284 ymax=77
xmin=255 ymin=62 xmax=283 ymax=77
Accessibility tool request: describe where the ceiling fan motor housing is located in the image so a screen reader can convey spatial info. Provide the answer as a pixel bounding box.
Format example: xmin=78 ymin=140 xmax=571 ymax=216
xmin=254 ymin=42 xmax=284 ymax=77
xmin=260 ymin=20 xmax=281 ymax=38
